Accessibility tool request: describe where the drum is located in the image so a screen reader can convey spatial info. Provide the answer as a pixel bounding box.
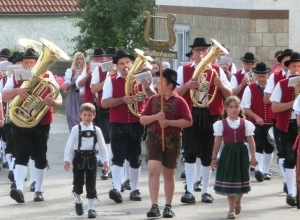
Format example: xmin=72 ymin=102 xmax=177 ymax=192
xmin=267 ymin=127 xmax=276 ymax=147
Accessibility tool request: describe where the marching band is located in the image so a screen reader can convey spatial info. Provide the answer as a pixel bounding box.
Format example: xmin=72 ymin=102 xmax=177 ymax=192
xmin=0 ymin=36 xmax=300 ymax=219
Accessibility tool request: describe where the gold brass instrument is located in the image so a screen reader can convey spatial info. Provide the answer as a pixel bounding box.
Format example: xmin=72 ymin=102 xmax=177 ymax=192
xmin=9 ymin=38 xmax=70 ymax=128
xmin=125 ymin=49 xmax=153 ymax=117
xmin=18 ymin=39 xmax=42 ymax=55
xmin=190 ymin=39 xmax=228 ymax=108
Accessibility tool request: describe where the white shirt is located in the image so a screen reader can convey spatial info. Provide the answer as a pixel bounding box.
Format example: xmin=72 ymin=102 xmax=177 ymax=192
xmin=91 ymin=66 xmax=101 ymax=85
xmin=2 ymin=71 xmax=62 ymax=100
xmin=213 ymin=117 xmax=255 ymax=136
xmin=230 ymin=63 xmax=237 ymax=75
xmin=64 ymin=68 xmax=73 ymax=85
xmin=63 ymin=121 xmax=108 ymax=163
xmin=293 ymin=95 xmax=300 ymax=115
xmin=102 ymin=71 xmax=124 ymax=100
xmin=264 ymin=70 xmax=290 ymax=94
xmin=270 ymin=77 xmax=296 ymax=119
xmin=230 ymin=68 xmax=247 ymax=88
xmin=76 ymin=68 xmax=87 ymax=95
xmin=241 ymin=82 xmax=265 ymax=108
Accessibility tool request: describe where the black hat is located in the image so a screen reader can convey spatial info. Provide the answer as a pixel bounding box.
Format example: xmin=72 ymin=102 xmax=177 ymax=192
xmin=221 ymin=44 xmax=230 ymax=52
xmin=189 ymin=38 xmax=211 ymax=48
xmin=22 ymin=48 xmax=38 ymax=60
xmin=240 ymin=52 xmax=257 ymax=63
xmin=163 ymin=68 xmax=179 ymax=86
xmin=252 ymin=62 xmax=271 ymax=74
xmin=92 ymin=48 xmax=105 ymax=57
xmin=277 ymin=49 xmax=293 ymax=63
xmin=8 ymin=51 xmax=24 ymax=64
xmin=0 ymin=48 xmax=10 ymax=58
xmin=112 ymin=50 xmax=135 ymax=64
xmin=104 ymin=47 xmax=118 ymax=57
xmin=284 ymin=52 xmax=300 ymax=67
xmin=185 ymin=50 xmax=192 ymax=58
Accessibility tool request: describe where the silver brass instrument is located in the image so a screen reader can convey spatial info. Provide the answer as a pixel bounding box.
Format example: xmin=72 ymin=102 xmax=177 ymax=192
xmin=125 ymin=49 xmax=153 ymax=117
xmin=9 ymin=38 xmax=70 ymax=128
xmin=190 ymin=39 xmax=228 ymax=108
xmin=245 ymin=70 xmax=255 ymax=83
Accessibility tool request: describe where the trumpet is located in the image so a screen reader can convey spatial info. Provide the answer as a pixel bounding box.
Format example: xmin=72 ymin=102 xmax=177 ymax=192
xmin=245 ymin=70 xmax=255 ymax=83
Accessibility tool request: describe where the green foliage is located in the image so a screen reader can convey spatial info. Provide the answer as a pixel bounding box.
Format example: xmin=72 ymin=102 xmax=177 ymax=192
xmin=72 ymin=0 xmax=155 ymax=54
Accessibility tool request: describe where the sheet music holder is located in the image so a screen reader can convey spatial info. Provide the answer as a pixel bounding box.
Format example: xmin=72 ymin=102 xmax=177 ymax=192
xmin=90 ymin=62 xmax=102 ymax=72
xmin=100 ymin=61 xmax=116 ymax=72
xmin=134 ymin=70 xmax=153 ymax=84
xmin=288 ymin=75 xmax=300 ymax=87
xmin=0 ymin=61 xmax=12 ymax=71
xmin=219 ymin=56 xmax=232 ymax=66
xmin=14 ymin=69 xmax=32 ymax=81
xmin=6 ymin=64 xmax=22 ymax=77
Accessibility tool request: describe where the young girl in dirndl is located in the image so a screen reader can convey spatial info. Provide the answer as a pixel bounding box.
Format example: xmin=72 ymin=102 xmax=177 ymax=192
xmin=211 ymin=96 xmax=258 ymax=219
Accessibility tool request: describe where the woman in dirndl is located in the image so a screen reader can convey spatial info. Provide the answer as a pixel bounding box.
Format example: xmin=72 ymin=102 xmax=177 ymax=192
xmin=211 ymin=96 xmax=258 ymax=219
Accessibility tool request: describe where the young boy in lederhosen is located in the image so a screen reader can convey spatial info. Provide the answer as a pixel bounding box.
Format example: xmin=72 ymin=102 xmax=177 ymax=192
xmin=64 ymin=103 xmax=108 ymax=218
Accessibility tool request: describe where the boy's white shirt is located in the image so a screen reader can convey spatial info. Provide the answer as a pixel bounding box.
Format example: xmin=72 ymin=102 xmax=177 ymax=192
xmin=64 ymin=121 xmax=108 ymax=163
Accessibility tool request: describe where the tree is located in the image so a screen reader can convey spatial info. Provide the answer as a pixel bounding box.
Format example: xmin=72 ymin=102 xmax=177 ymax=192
xmin=72 ymin=0 xmax=155 ymax=54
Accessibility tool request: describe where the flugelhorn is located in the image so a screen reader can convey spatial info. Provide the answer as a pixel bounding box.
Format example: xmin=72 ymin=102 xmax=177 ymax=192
xmin=125 ymin=49 xmax=153 ymax=117
xmin=245 ymin=70 xmax=255 ymax=83
xmin=190 ymin=39 xmax=228 ymax=108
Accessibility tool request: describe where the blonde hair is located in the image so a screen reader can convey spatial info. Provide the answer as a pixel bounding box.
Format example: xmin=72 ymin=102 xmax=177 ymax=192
xmin=71 ymin=52 xmax=87 ymax=71
xmin=222 ymin=96 xmax=245 ymax=118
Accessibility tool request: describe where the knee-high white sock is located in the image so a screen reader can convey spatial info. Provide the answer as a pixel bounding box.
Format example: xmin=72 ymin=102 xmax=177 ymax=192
xmin=106 ymin=144 xmax=112 ymax=168
xmin=35 ymin=168 xmax=46 ymax=192
xmin=285 ymin=168 xmax=295 ymax=196
xmin=1 ymin=141 xmax=7 ymax=163
xmin=123 ymin=160 xmax=130 ymax=182
xmin=111 ymin=165 xmax=123 ymax=192
xmin=75 ymin=194 xmax=82 ymax=203
xmin=262 ymin=153 xmax=273 ymax=174
xmin=88 ymin=198 xmax=94 ymax=210
xmin=194 ymin=158 xmax=202 ymax=183
xmin=185 ymin=162 xmax=196 ymax=194
xmin=29 ymin=159 xmax=36 ymax=184
xmin=255 ymin=153 xmax=263 ymax=172
xmin=6 ymin=154 xmax=13 ymax=171
xmin=130 ymin=167 xmax=140 ymax=192
xmin=200 ymin=165 xmax=211 ymax=194
xmin=14 ymin=165 xmax=27 ymax=192
xmin=279 ymin=158 xmax=286 ymax=182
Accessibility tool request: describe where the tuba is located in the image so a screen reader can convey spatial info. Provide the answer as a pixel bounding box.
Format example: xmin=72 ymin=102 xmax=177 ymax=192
xmin=190 ymin=39 xmax=228 ymax=108
xmin=9 ymin=38 xmax=70 ymax=128
xmin=125 ymin=49 xmax=153 ymax=117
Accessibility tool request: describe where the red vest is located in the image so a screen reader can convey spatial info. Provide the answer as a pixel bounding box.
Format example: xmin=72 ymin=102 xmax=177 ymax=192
xmin=222 ymin=118 xmax=245 ymax=143
xmin=233 ymin=69 xmax=245 ymax=100
xmin=248 ymin=83 xmax=271 ymax=123
xmin=182 ymin=64 xmax=224 ymax=116
xmin=83 ymin=66 xmax=94 ymax=104
xmin=96 ymin=66 xmax=107 ymax=108
xmin=13 ymin=73 xmax=53 ymax=125
xmin=276 ymin=78 xmax=295 ymax=132
xmin=109 ymin=74 xmax=142 ymax=123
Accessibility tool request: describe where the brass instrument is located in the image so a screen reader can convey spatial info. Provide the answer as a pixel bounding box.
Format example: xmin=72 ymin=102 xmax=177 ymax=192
xmin=125 ymin=49 xmax=153 ymax=117
xmin=245 ymin=70 xmax=255 ymax=83
xmin=18 ymin=39 xmax=42 ymax=55
xmin=9 ymin=38 xmax=70 ymax=128
xmin=190 ymin=39 xmax=228 ymax=108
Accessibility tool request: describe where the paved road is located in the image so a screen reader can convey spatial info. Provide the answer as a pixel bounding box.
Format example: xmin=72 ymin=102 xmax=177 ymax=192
xmin=0 ymin=116 xmax=299 ymax=219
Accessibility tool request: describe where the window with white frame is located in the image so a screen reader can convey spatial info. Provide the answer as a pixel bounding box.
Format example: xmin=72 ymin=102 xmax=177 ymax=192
xmin=173 ymin=24 xmax=189 ymax=71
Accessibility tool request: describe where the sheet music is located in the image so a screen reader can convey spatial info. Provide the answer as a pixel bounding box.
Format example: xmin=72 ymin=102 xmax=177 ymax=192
xmin=6 ymin=64 xmax=22 ymax=77
xmin=288 ymin=76 xmax=300 ymax=87
xmin=134 ymin=70 xmax=153 ymax=84
xmin=0 ymin=61 xmax=12 ymax=71
xmin=90 ymin=62 xmax=101 ymax=72
xmin=100 ymin=61 xmax=115 ymax=72
xmin=219 ymin=56 xmax=232 ymax=66
xmin=14 ymin=69 xmax=32 ymax=81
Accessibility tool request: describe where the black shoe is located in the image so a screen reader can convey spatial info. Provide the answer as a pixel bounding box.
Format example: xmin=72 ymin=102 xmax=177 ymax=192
xmin=8 ymin=170 xmax=14 ymax=182
xmin=10 ymin=188 xmax=25 ymax=203
xmin=263 ymin=173 xmax=271 ymax=180
xmin=123 ymin=180 xmax=131 ymax=190
xmin=201 ymin=193 xmax=214 ymax=203
xmin=255 ymin=170 xmax=264 ymax=182
xmin=30 ymin=181 xmax=36 ymax=192
xmin=286 ymin=195 xmax=297 ymax=207
xmin=75 ymin=202 xmax=84 ymax=216
xmin=194 ymin=180 xmax=202 ymax=192
xmin=11 ymin=182 xmax=16 ymax=189
xmin=163 ymin=206 xmax=175 ymax=218
xmin=100 ymin=169 xmax=109 ymax=180
xmin=130 ymin=189 xmax=142 ymax=201
xmin=88 ymin=209 xmax=97 ymax=218
xmin=283 ymin=182 xmax=288 ymax=194
xmin=121 ymin=183 xmax=125 ymax=192
xmin=33 ymin=191 xmax=44 ymax=202
xmin=180 ymin=171 xmax=186 ymax=179
xmin=147 ymin=204 xmax=161 ymax=217
xmin=109 ymin=189 xmax=123 ymax=203
xmin=181 ymin=191 xmax=196 ymax=204
xmin=2 ymin=161 xmax=8 ymax=169
xmin=97 ymin=160 xmax=103 ymax=167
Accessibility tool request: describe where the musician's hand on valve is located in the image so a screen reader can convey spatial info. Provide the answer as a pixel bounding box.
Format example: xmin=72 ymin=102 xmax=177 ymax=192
xmin=185 ymin=78 xmax=198 ymax=90
xmin=16 ymin=88 xmax=29 ymax=101
xmin=122 ymin=95 xmax=135 ymax=104
xmin=214 ymin=77 xmax=224 ymax=88
xmin=141 ymin=79 xmax=151 ymax=90
xmin=44 ymin=94 xmax=55 ymax=107
xmin=242 ymin=76 xmax=249 ymax=86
